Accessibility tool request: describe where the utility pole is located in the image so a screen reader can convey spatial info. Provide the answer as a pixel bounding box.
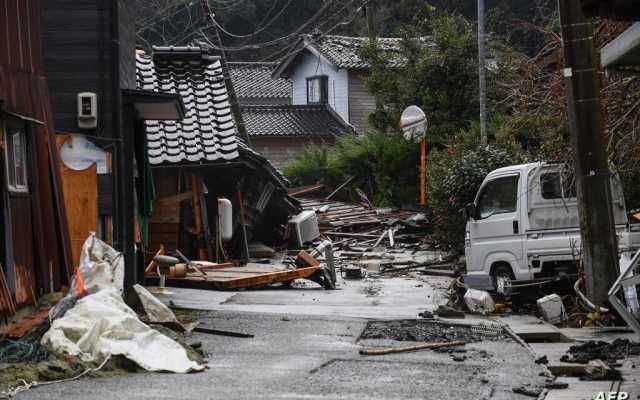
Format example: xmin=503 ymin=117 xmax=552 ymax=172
xmin=477 ymin=0 xmax=487 ymax=143
xmin=366 ymin=1 xmax=376 ymax=41
xmin=558 ymin=0 xmax=619 ymax=306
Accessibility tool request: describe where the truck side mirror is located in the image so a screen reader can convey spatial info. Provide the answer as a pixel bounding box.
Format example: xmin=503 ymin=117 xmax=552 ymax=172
xmin=464 ymin=203 xmax=476 ymax=221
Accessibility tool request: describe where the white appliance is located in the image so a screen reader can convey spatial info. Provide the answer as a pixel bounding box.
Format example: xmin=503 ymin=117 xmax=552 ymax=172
xmin=288 ymin=210 xmax=320 ymax=247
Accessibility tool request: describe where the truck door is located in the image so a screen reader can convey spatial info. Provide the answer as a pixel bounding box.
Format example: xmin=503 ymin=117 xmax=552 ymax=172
xmin=467 ymin=174 xmax=526 ymax=279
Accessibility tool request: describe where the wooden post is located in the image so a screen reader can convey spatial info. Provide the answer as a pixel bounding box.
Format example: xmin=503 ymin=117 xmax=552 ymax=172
xmin=190 ymin=174 xmax=207 ymax=260
xmin=558 ymin=0 xmax=619 ymax=305
xmin=366 ymin=1 xmax=377 ymax=41
xmin=419 ymin=138 xmax=427 ymax=206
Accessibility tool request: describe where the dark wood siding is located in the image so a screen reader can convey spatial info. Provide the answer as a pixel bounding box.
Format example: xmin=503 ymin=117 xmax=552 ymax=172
xmin=347 ymin=70 xmax=376 ymax=135
xmin=42 ymin=1 xmax=112 ymax=137
xmin=42 ymin=0 xmax=137 ymax=137
xmin=118 ymin=0 xmax=137 ymax=90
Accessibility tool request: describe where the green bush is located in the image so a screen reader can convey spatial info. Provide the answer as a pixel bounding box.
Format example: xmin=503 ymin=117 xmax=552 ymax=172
xmin=284 ymin=133 xmax=420 ymax=207
xmin=427 ymin=132 xmax=527 ymax=252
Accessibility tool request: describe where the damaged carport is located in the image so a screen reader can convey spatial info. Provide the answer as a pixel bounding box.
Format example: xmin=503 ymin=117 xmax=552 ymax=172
xmin=135 ymin=45 xmax=325 ymax=290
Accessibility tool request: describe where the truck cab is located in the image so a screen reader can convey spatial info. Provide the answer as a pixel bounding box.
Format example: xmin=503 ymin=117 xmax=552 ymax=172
xmin=463 ymin=162 xmax=640 ymax=292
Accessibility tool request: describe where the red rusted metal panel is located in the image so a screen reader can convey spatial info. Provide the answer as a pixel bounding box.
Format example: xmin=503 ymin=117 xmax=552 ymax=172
xmin=0 ymin=0 xmax=72 ymax=311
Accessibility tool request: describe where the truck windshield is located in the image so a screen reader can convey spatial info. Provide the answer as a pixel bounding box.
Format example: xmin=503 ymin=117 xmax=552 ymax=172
xmin=476 ymin=175 xmax=519 ymax=219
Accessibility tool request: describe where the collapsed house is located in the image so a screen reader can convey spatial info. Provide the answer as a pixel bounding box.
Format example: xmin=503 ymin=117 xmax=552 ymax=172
xmin=136 ymin=46 xmax=300 ymax=264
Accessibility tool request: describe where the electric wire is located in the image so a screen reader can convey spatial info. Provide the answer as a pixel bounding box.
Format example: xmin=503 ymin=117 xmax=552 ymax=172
xmin=200 ymin=0 xmax=339 ymax=52
xmin=212 ymin=0 xmax=295 ymax=39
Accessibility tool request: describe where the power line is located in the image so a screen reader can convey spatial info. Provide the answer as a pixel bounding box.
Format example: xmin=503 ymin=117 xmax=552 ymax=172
xmin=213 ymin=0 xmax=295 ymax=39
xmin=258 ymin=0 xmax=367 ymax=62
xmin=200 ymin=0 xmax=338 ymax=52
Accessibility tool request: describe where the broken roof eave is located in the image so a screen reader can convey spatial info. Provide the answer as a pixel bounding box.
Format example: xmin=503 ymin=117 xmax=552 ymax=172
xmin=150 ymin=152 xmax=290 ymax=188
xmin=272 ymin=39 xmax=338 ymax=79
xmin=601 ymin=22 xmax=640 ymax=70
xmin=122 ymin=89 xmax=185 ymax=121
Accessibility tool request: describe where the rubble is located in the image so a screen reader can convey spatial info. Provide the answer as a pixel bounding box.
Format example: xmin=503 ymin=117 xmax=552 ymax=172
xmin=560 ymin=338 xmax=640 ymax=364
xmin=360 ymin=320 xmax=508 ymax=343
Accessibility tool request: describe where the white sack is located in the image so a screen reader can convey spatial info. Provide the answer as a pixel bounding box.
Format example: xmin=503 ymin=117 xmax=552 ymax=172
xmin=42 ymin=234 xmax=203 ymax=373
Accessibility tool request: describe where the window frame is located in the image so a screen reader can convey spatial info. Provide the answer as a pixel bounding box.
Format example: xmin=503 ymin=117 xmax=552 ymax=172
xmin=3 ymin=118 xmax=29 ymax=193
xmin=306 ymin=75 xmax=328 ymax=105
xmin=540 ymin=171 xmax=576 ymax=200
xmin=475 ymin=174 xmax=520 ymax=220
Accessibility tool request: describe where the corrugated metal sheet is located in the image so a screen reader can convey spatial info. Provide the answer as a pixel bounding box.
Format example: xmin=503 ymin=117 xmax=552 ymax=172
xmin=0 ymin=0 xmax=72 ymax=313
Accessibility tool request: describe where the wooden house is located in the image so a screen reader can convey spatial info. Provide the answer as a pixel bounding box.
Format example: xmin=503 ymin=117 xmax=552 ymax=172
xmin=41 ymin=1 xmax=184 ymax=289
xmin=272 ymin=34 xmax=408 ymax=135
xmin=0 ymin=0 xmax=72 ymax=314
xmin=229 ymin=61 xmax=353 ymax=168
xmin=136 ymin=45 xmax=299 ymax=262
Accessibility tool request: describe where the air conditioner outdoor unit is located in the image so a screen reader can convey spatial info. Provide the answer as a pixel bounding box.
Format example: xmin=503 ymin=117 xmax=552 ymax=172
xmin=289 ymin=210 xmax=320 ymax=247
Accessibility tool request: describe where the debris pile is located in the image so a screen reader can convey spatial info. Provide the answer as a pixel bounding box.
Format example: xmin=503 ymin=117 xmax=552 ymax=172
xmin=560 ymin=339 xmax=640 ymax=364
xmin=298 ymin=196 xmax=455 ymax=279
xmin=359 ymin=320 xmax=508 ymax=343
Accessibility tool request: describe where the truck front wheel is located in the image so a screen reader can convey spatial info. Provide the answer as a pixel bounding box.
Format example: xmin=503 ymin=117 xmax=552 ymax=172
xmin=491 ymin=264 xmax=515 ymax=295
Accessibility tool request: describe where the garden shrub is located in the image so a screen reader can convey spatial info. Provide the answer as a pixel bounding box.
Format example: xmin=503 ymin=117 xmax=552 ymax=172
xmin=284 ymin=133 xmax=419 ymax=207
xmin=427 ymin=132 xmax=527 ymax=252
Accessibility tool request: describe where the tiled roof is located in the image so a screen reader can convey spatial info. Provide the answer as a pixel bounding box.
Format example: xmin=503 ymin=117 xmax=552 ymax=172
xmin=240 ymin=105 xmax=352 ymax=137
xmin=136 ymin=46 xmax=240 ymax=165
xmin=307 ymin=35 xmax=407 ymax=69
xmin=228 ymin=62 xmax=291 ymax=100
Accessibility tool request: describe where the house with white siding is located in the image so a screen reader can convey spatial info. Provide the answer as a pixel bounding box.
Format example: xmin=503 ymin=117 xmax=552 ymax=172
xmin=272 ymin=34 xmax=407 ymax=135
xmin=228 ymin=60 xmax=353 ymax=168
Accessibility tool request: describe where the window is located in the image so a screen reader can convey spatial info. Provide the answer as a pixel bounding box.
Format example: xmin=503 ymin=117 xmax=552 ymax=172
xmin=306 ymin=76 xmax=328 ymax=104
xmin=541 ymin=173 xmax=562 ymax=199
xmin=540 ymin=172 xmax=576 ymax=200
xmin=4 ymin=122 xmax=28 ymax=192
xmin=476 ymin=175 xmax=518 ymax=219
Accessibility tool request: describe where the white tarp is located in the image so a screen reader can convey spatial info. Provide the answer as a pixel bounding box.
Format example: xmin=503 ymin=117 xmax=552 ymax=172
xmin=42 ymin=234 xmax=204 ymax=373
xmin=133 ymin=284 xmax=180 ymax=324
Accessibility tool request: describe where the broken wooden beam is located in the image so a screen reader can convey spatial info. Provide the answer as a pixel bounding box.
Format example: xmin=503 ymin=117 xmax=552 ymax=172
xmin=194 ymin=326 xmax=254 ymax=338
xmin=359 ymin=341 xmax=466 ymax=356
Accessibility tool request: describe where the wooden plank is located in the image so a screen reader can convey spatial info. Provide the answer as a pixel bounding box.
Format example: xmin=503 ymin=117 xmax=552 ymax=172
xmin=144 ymin=245 xmax=165 ymax=275
xmin=156 ymin=191 xmax=193 ymax=206
xmin=191 ymin=261 xmax=234 ymax=270
xmin=149 ymin=223 xmax=180 ymax=234
xmin=220 ymin=266 xmax=319 ymax=289
xmin=148 ymin=233 xmax=180 ymax=244
xmin=190 ymin=174 xmax=206 ymax=260
xmin=149 ymin=201 xmax=180 ymax=224
xmin=56 ymin=135 xmax=98 ymax=268
xmin=147 ymin=266 xmax=320 ymax=290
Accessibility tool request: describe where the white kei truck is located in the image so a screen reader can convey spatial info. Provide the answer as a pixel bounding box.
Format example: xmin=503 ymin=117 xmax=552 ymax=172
xmin=462 ymin=162 xmax=640 ymax=292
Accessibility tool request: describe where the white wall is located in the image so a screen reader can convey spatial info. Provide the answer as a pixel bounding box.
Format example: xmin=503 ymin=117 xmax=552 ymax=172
xmin=291 ymin=53 xmax=349 ymax=123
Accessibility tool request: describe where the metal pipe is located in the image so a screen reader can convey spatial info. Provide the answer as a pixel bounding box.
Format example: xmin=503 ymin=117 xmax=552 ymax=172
xmin=574 ymin=277 xmax=610 ymax=313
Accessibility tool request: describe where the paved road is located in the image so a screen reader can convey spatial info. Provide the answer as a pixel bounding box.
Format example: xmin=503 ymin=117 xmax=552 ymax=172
xmin=18 ymin=275 xmax=546 ymax=400
xmin=153 ymin=274 xmax=451 ymax=319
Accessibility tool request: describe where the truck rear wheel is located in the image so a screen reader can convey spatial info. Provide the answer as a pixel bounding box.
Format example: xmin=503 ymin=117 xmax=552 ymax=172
xmin=491 ymin=264 xmax=515 ymax=295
